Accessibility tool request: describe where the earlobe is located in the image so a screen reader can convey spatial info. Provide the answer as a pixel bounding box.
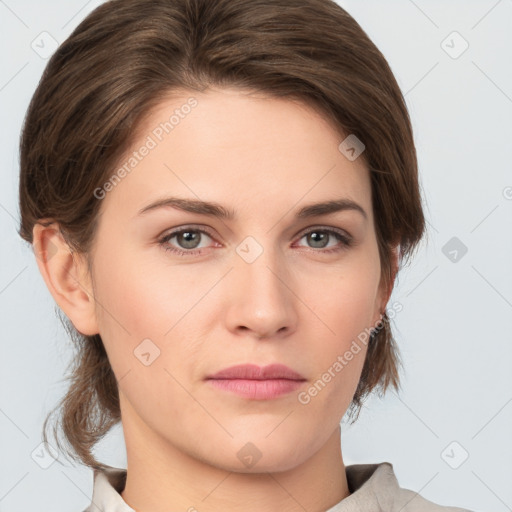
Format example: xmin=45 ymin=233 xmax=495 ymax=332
xmin=32 ymin=222 xmax=99 ymax=336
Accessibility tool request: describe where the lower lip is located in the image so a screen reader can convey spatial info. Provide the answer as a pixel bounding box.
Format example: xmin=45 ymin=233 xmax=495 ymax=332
xmin=206 ymin=378 xmax=305 ymax=400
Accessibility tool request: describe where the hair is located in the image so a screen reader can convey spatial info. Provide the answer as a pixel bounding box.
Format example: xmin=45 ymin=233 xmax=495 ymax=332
xmin=18 ymin=0 xmax=425 ymax=470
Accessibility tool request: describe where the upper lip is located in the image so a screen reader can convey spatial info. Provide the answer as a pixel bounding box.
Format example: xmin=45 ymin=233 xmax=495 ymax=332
xmin=206 ymin=363 xmax=306 ymax=381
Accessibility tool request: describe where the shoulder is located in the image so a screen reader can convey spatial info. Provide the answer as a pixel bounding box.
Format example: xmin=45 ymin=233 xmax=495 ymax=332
xmin=392 ymin=485 xmax=474 ymax=511
xmin=345 ymin=462 xmax=475 ymax=512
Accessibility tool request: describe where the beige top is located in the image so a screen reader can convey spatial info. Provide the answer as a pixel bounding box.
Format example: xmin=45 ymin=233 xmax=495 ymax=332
xmin=82 ymin=462 xmax=474 ymax=512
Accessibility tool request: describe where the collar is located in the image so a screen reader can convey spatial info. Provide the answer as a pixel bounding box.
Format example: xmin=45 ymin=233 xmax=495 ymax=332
xmin=327 ymin=462 xmax=400 ymax=511
xmin=84 ymin=461 xmax=404 ymax=512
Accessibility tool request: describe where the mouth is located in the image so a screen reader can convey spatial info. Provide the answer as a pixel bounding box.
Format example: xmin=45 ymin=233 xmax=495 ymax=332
xmin=205 ymin=363 xmax=307 ymax=400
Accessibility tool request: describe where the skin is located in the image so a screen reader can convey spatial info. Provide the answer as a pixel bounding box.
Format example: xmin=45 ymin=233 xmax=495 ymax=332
xmin=33 ymin=86 xmax=397 ymax=512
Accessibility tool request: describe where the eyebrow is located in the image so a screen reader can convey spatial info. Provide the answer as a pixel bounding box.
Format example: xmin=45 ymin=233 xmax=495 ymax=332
xmin=137 ymin=196 xmax=367 ymax=221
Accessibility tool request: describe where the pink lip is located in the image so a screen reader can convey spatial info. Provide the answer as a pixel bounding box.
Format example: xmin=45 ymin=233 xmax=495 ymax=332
xmin=205 ymin=364 xmax=306 ymax=400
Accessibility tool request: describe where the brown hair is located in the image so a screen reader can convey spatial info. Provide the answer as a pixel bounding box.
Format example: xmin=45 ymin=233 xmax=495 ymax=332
xmin=18 ymin=0 xmax=425 ymax=470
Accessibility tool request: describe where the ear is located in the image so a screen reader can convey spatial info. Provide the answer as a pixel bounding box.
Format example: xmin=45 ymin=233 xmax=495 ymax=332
xmin=32 ymin=222 xmax=99 ymax=336
xmin=372 ymin=244 xmax=400 ymax=326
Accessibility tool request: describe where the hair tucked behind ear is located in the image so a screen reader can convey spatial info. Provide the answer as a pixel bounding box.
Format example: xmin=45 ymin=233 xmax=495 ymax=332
xmin=19 ymin=0 xmax=425 ymax=470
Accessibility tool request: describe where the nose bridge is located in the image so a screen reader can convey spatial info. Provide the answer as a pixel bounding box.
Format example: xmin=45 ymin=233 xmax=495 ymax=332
xmin=237 ymin=234 xmax=287 ymax=300
xmin=227 ymin=234 xmax=297 ymax=337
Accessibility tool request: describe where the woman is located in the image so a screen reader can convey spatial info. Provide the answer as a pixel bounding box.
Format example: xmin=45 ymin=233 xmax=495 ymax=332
xmin=18 ymin=0 xmax=474 ymax=510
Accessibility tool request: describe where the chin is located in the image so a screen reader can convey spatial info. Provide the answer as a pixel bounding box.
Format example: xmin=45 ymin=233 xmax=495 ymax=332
xmin=204 ymin=434 xmax=315 ymax=474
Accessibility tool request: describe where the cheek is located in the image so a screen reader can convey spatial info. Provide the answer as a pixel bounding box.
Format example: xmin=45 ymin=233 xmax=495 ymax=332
xmin=93 ymin=242 xmax=190 ymax=335
xmin=91 ymin=244 xmax=216 ymax=377
xmin=90 ymin=251 xmax=203 ymax=428
xmin=299 ymin=277 xmax=373 ymax=414
xmin=310 ymin=256 xmax=380 ymax=337
xmin=299 ymin=253 xmax=379 ymax=388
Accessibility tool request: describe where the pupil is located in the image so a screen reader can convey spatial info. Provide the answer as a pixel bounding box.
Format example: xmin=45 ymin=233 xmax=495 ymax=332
xmin=309 ymin=231 xmax=327 ymax=248
xmin=179 ymin=231 xmax=200 ymax=249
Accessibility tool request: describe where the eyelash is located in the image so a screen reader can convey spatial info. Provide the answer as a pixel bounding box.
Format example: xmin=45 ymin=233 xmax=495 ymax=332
xmin=158 ymin=225 xmax=353 ymax=257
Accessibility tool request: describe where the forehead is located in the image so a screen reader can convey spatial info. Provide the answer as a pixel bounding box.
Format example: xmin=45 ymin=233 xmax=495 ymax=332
xmin=98 ymin=87 xmax=372 ymax=222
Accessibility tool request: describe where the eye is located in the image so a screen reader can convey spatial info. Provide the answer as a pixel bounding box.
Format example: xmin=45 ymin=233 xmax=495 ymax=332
xmin=159 ymin=226 xmax=217 ymax=256
xmin=158 ymin=225 xmax=353 ymax=257
xmin=295 ymin=227 xmax=353 ymax=253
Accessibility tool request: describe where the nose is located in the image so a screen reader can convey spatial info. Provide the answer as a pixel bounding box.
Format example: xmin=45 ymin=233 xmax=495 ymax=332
xmin=224 ymin=245 xmax=299 ymax=340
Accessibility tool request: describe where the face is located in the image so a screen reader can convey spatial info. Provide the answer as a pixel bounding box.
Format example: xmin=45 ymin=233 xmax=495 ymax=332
xmin=84 ymin=87 xmax=388 ymax=472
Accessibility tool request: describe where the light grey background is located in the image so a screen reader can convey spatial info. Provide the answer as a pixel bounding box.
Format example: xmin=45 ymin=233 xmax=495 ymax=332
xmin=1 ymin=1 xmax=511 ymax=511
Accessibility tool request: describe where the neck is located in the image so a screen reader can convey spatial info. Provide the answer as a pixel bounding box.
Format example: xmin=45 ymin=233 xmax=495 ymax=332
xmin=120 ymin=402 xmax=349 ymax=512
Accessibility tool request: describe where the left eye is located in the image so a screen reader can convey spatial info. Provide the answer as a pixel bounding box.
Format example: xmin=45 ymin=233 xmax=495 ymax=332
xmin=159 ymin=228 xmax=214 ymax=254
xmin=296 ymin=229 xmax=352 ymax=251
xmin=159 ymin=227 xmax=352 ymax=256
